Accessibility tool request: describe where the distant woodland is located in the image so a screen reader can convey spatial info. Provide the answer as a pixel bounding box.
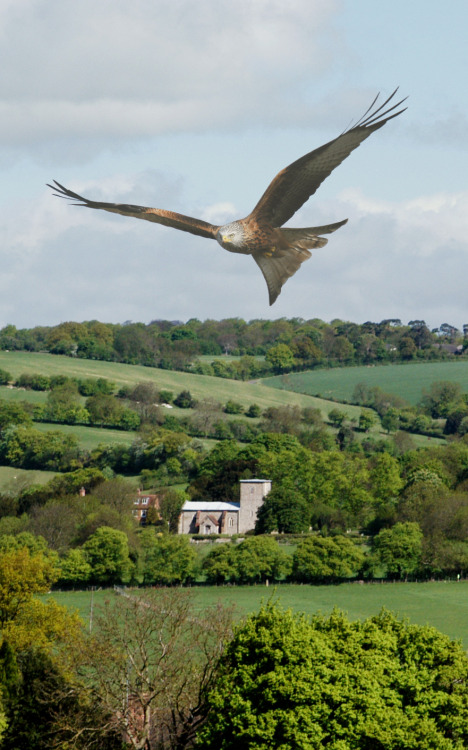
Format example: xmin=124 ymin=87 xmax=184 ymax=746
xmin=1 ymin=317 xmax=467 ymax=377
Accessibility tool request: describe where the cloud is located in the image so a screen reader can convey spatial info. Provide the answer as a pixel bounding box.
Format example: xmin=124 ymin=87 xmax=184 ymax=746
xmin=0 ymin=0 xmax=344 ymax=159
xmin=286 ymin=189 xmax=468 ymax=328
xmin=1 ymin=0 xmax=466 ymax=332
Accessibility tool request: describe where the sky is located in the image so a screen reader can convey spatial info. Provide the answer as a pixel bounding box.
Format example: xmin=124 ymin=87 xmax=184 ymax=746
xmin=1 ymin=0 xmax=467 ymax=331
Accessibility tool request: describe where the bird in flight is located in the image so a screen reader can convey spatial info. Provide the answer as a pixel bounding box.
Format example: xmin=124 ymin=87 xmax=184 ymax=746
xmin=49 ymin=89 xmax=406 ymax=305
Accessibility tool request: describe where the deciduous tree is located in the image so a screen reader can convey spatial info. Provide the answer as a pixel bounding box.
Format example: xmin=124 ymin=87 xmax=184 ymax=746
xmin=371 ymin=521 xmax=423 ymax=579
xmin=82 ymin=526 xmax=133 ymax=584
xmin=200 ymin=604 xmax=468 ymax=749
xmin=292 ymin=535 xmax=365 ymax=582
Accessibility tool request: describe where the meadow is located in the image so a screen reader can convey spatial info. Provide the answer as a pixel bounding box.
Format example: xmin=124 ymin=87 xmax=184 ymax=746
xmin=0 ymin=353 xmax=444 ymax=479
xmin=50 ymin=580 xmax=468 ymax=647
xmin=0 ymin=350 xmax=356 ymax=418
xmin=33 ymin=421 xmax=137 ymax=450
xmin=0 ymin=465 xmax=57 ymax=489
xmin=263 ymin=361 xmax=468 ymax=405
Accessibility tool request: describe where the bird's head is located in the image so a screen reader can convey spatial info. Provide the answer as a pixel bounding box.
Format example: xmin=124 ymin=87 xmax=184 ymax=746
xmin=216 ymin=221 xmax=246 ymax=252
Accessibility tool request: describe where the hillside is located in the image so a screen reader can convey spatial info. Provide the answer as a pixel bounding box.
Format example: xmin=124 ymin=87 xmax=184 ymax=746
xmin=0 ymin=350 xmax=363 ymax=420
xmin=263 ymin=360 xmax=468 ymax=406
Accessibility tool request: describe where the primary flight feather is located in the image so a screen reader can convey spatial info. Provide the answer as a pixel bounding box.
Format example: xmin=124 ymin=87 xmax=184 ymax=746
xmin=49 ymin=89 xmax=406 ymax=305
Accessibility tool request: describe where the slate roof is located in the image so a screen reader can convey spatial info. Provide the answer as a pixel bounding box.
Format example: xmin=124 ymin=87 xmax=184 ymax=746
xmin=181 ymin=501 xmax=240 ymax=512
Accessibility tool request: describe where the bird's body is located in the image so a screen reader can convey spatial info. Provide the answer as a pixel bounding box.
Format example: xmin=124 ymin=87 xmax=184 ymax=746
xmin=49 ymin=89 xmax=406 ymax=304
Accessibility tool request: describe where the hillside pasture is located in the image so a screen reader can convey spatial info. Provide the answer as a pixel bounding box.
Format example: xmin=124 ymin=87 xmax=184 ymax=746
xmin=0 ymin=465 xmax=57 ymax=490
xmin=50 ymin=580 xmax=468 ymax=647
xmin=0 ymin=385 xmax=48 ymax=405
xmin=0 ymin=351 xmax=363 ymax=421
xmin=263 ymin=361 xmax=468 ymax=406
xmin=0 ymin=354 xmax=448 ymax=452
xmin=33 ymin=421 xmax=137 ymax=450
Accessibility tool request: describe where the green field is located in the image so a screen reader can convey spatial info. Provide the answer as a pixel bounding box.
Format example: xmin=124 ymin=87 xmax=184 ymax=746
xmin=33 ymin=421 xmax=137 ymax=450
xmin=0 ymin=350 xmax=363 ymax=420
xmin=50 ymin=581 xmax=468 ymax=646
xmin=263 ymin=361 xmax=468 ymax=406
xmin=0 ymin=354 xmax=447 ymax=458
xmin=0 ymin=465 xmax=57 ymax=489
xmin=0 ymin=385 xmax=48 ymax=404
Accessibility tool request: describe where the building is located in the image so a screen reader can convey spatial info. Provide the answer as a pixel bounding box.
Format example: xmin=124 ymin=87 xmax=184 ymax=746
xmin=133 ymin=489 xmax=161 ymax=524
xmin=178 ymin=478 xmax=271 ymax=535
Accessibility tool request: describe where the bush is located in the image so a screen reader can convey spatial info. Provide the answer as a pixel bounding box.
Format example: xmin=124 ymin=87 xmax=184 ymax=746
xmin=0 ymin=368 xmax=11 ymax=385
xmin=223 ymin=400 xmax=244 ymax=415
xmin=15 ymin=373 xmax=50 ymax=391
xmin=245 ymin=403 xmax=262 ymax=418
xmin=174 ymin=390 xmax=196 ymax=408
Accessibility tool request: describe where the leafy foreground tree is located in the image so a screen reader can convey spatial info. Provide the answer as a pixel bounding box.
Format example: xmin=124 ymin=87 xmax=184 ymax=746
xmin=199 ymin=603 xmax=468 ymax=750
xmin=0 ymin=545 xmax=92 ymax=749
xmin=63 ymin=588 xmax=234 ymax=750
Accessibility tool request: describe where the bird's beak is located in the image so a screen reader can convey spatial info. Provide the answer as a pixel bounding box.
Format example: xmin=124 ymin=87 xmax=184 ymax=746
xmin=222 ymin=235 xmax=231 ymax=243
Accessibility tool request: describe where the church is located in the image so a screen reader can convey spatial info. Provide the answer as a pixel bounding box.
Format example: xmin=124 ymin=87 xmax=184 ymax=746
xmin=178 ymin=478 xmax=271 ymax=536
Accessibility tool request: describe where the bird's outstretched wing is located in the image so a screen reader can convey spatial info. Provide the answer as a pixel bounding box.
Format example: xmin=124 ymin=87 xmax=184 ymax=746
xmin=249 ymin=89 xmax=407 ymax=228
xmin=48 ymin=181 xmax=219 ymax=240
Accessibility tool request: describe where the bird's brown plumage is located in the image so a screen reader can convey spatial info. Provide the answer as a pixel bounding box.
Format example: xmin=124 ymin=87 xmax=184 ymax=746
xmin=49 ymin=89 xmax=406 ymax=305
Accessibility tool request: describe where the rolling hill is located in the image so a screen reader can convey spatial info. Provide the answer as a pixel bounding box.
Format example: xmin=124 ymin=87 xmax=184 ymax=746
xmin=262 ymin=361 xmax=468 ymax=406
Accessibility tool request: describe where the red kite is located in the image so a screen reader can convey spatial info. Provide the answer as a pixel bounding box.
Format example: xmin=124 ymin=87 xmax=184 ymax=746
xmin=49 ymin=89 xmax=406 ymax=305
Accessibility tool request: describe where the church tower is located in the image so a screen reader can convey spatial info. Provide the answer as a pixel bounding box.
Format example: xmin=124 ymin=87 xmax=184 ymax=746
xmin=238 ymin=478 xmax=271 ymax=534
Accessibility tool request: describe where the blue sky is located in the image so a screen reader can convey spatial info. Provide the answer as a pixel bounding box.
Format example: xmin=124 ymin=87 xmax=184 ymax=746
xmin=1 ymin=0 xmax=467 ymax=330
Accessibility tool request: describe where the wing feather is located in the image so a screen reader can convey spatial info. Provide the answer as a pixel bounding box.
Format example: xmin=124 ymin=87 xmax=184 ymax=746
xmin=249 ymin=89 xmax=407 ymax=228
xmin=48 ymin=181 xmax=219 ymax=240
xmin=281 ymin=218 xmax=348 ymax=245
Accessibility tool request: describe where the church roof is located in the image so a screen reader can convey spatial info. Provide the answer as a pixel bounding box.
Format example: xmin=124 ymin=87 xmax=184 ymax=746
xmin=181 ymin=501 xmax=240 ymax=512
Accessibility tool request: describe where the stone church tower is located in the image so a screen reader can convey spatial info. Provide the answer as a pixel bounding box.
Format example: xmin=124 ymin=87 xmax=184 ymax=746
xmin=238 ymin=478 xmax=271 ymax=534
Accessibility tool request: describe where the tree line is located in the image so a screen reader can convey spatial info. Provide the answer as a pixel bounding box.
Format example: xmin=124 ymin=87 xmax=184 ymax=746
xmin=0 ymin=520 xmax=428 ymax=589
xmin=1 ymin=316 xmax=467 ymax=377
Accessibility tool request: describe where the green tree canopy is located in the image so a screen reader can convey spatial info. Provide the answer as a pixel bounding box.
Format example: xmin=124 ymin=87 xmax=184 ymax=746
xmin=202 ymin=537 xmax=291 ymax=585
xmin=255 ymin=484 xmax=310 ymax=534
xmin=265 ymin=343 xmax=295 ymax=373
xmin=82 ymin=526 xmax=133 ymax=584
xmin=371 ymin=521 xmax=423 ymax=580
xmin=200 ymin=604 xmax=468 ymax=749
xmin=137 ymin=529 xmax=196 ymax=585
xmin=292 ymin=535 xmax=365 ymax=583
xmin=0 ymin=546 xmax=58 ymax=626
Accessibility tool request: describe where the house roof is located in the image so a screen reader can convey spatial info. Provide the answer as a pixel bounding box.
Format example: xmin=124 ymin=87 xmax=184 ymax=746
xmin=181 ymin=501 xmax=240 ymax=512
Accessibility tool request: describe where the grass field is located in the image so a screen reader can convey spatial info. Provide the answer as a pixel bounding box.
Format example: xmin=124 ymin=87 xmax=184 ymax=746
xmin=0 ymin=465 xmax=57 ymax=489
xmin=263 ymin=360 xmax=468 ymax=406
xmin=0 ymin=350 xmax=363 ymax=420
xmin=49 ymin=580 xmax=468 ymax=646
xmin=0 ymin=385 xmax=48 ymax=404
xmin=33 ymin=421 xmax=137 ymax=450
xmin=0 ymin=354 xmax=446 ymax=458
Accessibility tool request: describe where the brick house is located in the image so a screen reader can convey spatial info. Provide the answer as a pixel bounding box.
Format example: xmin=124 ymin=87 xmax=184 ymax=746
xmin=133 ymin=489 xmax=161 ymax=524
xmin=178 ymin=479 xmax=271 ymax=535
